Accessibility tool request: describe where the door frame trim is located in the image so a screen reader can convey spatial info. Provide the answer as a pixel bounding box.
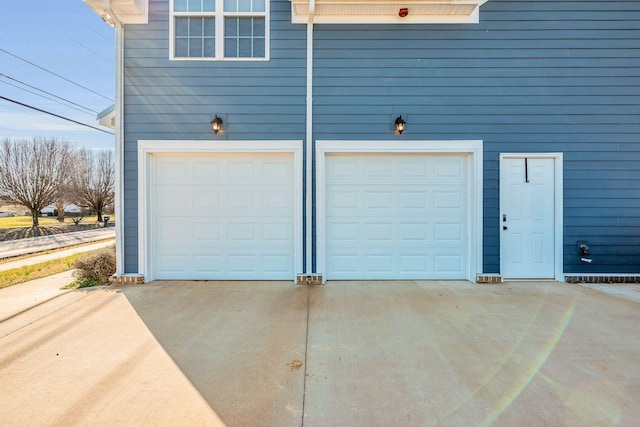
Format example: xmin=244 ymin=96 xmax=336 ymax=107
xmin=499 ymin=153 xmax=564 ymax=281
xmin=316 ymin=140 xmax=483 ymax=283
xmin=138 ymin=140 xmax=303 ymax=282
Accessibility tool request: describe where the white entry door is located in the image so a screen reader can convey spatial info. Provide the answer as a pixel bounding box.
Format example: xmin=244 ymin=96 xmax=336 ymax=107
xmin=500 ymin=157 xmax=556 ymax=279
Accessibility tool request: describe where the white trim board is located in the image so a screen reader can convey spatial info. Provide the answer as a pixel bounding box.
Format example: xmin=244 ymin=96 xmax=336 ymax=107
xmin=499 ymin=153 xmax=564 ymax=282
xmin=137 ymin=140 xmax=303 ymax=282
xmin=315 ymin=140 xmax=484 ymax=283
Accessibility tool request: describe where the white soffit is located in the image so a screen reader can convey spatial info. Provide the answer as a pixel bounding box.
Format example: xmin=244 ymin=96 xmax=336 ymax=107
xmin=83 ymin=0 xmax=148 ymax=25
xmin=290 ymin=0 xmax=489 ymax=24
xmin=97 ymin=104 xmax=116 ymax=129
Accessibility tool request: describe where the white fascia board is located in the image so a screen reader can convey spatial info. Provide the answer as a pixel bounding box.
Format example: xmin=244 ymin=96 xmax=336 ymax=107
xmin=290 ymin=0 xmax=488 ymax=24
xmin=83 ymin=0 xmax=148 ymax=25
xmin=97 ymin=104 xmax=116 ymax=129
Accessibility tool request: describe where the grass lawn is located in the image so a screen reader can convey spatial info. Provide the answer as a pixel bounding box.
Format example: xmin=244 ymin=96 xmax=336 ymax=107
xmin=0 ymin=254 xmax=82 ymax=289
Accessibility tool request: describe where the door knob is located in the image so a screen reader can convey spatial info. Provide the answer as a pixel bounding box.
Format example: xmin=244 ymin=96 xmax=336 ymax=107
xmin=503 ymin=226 xmax=508 ymax=230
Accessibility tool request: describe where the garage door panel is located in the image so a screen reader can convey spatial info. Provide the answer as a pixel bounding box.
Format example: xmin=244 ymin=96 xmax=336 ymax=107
xmin=192 ymin=191 xmax=221 ymax=210
xmin=155 ymin=249 xmax=293 ymax=279
xmin=434 ymin=191 xmax=465 ymax=209
xmin=193 ymin=161 xmax=221 ymax=180
xmin=328 ymin=252 xmax=464 ymax=279
xmin=364 ymin=191 xmax=393 ymax=209
xmin=263 ymin=255 xmax=292 ymax=273
xmin=263 ymin=223 xmax=292 ymax=242
xmin=400 ymin=255 xmax=428 ymax=273
xmin=434 ymin=223 xmax=464 ymax=242
xmin=399 ymin=158 xmax=428 ymax=177
xmin=399 ymin=223 xmax=428 ymax=241
xmin=193 ymin=255 xmax=223 ymax=273
xmin=152 ymin=153 xmax=294 ymax=280
xmin=434 ymin=255 xmax=465 ymax=273
xmin=399 ymin=191 xmax=428 ymax=208
xmin=325 ymin=153 xmax=468 ymax=280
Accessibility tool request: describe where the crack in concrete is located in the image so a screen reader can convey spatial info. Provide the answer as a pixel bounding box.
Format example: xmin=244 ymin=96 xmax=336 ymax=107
xmin=300 ymin=284 xmax=311 ymax=426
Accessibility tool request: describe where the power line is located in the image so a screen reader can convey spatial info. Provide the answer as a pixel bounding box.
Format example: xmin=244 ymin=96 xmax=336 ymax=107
xmin=0 ymin=80 xmax=97 ymax=118
xmin=0 ymin=73 xmax=98 ymax=114
xmin=0 ymin=48 xmax=114 ymax=102
xmin=85 ymin=24 xmax=114 ymax=44
xmin=67 ymin=37 xmax=114 ymax=64
xmin=0 ymin=96 xmax=115 ymax=135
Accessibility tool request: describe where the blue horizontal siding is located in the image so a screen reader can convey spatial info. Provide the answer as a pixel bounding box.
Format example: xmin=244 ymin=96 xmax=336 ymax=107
xmin=121 ymin=0 xmax=306 ymax=273
xmin=311 ymin=0 xmax=640 ymax=274
xmin=122 ymin=0 xmax=640 ymax=276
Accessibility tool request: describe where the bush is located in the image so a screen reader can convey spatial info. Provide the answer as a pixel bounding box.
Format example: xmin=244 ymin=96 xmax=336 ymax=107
xmin=72 ymin=245 xmax=116 ymax=286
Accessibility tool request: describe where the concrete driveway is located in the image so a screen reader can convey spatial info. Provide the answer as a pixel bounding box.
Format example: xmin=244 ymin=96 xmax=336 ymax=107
xmin=1 ymin=280 xmax=638 ymax=426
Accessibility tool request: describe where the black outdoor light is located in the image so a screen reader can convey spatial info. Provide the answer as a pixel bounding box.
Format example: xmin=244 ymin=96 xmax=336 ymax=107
xmin=211 ymin=115 xmax=223 ymax=134
xmin=395 ymin=115 xmax=406 ymax=134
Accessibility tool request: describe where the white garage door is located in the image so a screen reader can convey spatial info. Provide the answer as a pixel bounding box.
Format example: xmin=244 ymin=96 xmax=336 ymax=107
xmin=152 ymin=153 xmax=294 ymax=280
xmin=325 ymin=153 xmax=468 ymax=280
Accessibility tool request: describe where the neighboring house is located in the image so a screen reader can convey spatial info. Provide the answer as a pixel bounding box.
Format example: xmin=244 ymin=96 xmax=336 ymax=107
xmin=40 ymin=204 xmax=84 ymax=216
xmin=85 ymin=0 xmax=640 ymax=284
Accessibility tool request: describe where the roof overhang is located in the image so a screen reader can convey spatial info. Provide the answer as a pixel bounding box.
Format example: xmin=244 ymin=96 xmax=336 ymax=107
xmin=83 ymin=0 xmax=148 ymax=25
xmin=290 ymin=0 xmax=489 ymax=24
xmin=98 ymin=104 xmax=116 ymax=129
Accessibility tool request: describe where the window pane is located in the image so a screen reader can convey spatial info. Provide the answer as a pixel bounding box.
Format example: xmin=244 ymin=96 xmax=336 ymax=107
xmin=252 ymin=0 xmax=265 ymax=12
xmin=188 ymin=0 xmax=200 ymax=12
xmin=174 ymin=0 xmax=188 ymax=12
xmin=175 ymin=38 xmax=189 ymax=57
xmin=189 ymin=38 xmax=203 ymax=57
xmin=189 ymin=17 xmax=203 ymax=36
xmin=225 ymin=38 xmax=238 ymax=57
xmin=175 ymin=17 xmax=189 ymax=36
xmin=238 ymin=18 xmax=252 ymax=36
xmin=253 ymin=17 xmax=265 ymax=36
xmin=253 ymin=37 xmax=265 ymax=57
xmin=204 ymin=17 xmax=215 ymax=36
xmin=204 ymin=38 xmax=215 ymax=57
xmin=203 ymin=0 xmax=215 ymax=12
xmin=238 ymin=0 xmax=251 ymax=12
xmin=224 ymin=0 xmax=237 ymax=12
xmin=239 ymin=38 xmax=252 ymax=57
xmin=225 ymin=17 xmax=237 ymax=36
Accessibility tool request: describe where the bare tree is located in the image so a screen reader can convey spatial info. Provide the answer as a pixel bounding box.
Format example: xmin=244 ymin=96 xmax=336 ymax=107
xmin=72 ymin=149 xmax=115 ymax=222
xmin=54 ymin=181 xmax=77 ymax=222
xmin=0 ymin=137 xmax=74 ymax=227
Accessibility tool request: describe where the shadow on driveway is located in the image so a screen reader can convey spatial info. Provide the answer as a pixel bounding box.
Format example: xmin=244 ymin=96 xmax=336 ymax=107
xmin=122 ymin=280 xmax=640 ymax=426
xmin=1 ymin=280 xmax=639 ymax=426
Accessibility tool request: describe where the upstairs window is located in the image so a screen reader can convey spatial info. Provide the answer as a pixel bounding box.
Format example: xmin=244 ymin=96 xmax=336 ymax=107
xmin=171 ymin=0 xmax=269 ymax=60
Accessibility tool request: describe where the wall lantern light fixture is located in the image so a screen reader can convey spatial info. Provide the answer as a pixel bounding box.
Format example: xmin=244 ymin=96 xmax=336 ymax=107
xmin=211 ymin=115 xmax=223 ymax=134
xmin=395 ymin=115 xmax=406 ymax=134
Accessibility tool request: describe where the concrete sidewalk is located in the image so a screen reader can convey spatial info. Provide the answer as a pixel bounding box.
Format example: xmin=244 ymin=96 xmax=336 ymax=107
xmin=0 ymin=239 xmax=115 ymax=272
xmin=0 ymin=240 xmax=115 ymax=321
xmin=1 ymin=280 xmax=638 ymax=426
xmin=0 ymin=270 xmax=76 ymax=321
xmin=0 ymin=228 xmax=115 ymax=259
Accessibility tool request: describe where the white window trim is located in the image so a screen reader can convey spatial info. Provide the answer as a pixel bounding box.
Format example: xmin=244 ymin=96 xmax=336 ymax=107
xmin=499 ymin=153 xmax=564 ymax=282
xmin=169 ymin=0 xmax=270 ymax=61
xmin=138 ymin=140 xmax=303 ymax=282
xmin=315 ymin=140 xmax=484 ymax=283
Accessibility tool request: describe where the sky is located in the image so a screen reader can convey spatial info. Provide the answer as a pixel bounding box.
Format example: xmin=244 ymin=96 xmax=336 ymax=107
xmin=0 ymin=0 xmax=116 ymax=150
